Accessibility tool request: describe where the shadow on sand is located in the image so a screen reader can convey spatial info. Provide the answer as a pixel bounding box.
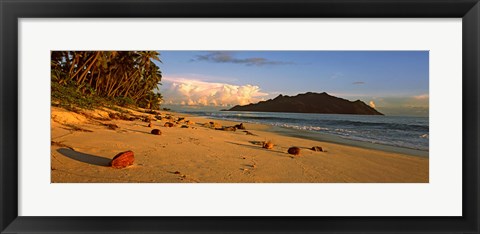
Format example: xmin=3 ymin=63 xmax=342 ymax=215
xmin=57 ymin=148 xmax=111 ymax=166
xmin=123 ymin=128 xmax=153 ymax=135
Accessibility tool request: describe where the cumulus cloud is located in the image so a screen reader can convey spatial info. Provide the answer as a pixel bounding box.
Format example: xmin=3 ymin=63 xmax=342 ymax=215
xmin=161 ymin=77 xmax=269 ymax=106
xmin=352 ymin=81 xmax=365 ymax=85
xmin=191 ymin=52 xmax=293 ymax=66
xmin=369 ymin=101 xmax=376 ymax=108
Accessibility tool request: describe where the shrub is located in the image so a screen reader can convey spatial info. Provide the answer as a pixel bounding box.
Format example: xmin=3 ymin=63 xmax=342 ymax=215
xmin=51 ymin=82 xmax=103 ymax=110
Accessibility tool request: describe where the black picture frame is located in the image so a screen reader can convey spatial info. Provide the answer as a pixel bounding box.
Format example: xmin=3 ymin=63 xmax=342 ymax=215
xmin=1 ymin=0 xmax=479 ymax=233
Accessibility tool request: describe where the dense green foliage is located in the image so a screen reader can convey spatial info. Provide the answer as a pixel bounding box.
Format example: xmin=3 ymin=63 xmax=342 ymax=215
xmin=51 ymin=51 xmax=163 ymax=109
xmin=51 ymin=81 xmax=103 ymax=110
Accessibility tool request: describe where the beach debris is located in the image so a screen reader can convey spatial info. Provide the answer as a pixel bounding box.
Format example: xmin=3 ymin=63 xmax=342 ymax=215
xmin=288 ymin=147 xmax=301 ymax=156
xmin=154 ymin=115 xmax=162 ymax=120
xmin=119 ymin=114 xmax=129 ymax=120
xmin=119 ymin=114 xmax=137 ymax=121
xmin=234 ymin=123 xmax=246 ymax=130
xmin=235 ymin=123 xmax=246 ymax=130
xmin=164 ymin=122 xmax=175 ymax=127
xmin=243 ymin=131 xmax=257 ymax=136
xmin=128 ymin=116 xmax=137 ymax=121
xmin=217 ymin=126 xmax=236 ymax=131
xmin=178 ymin=174 xmax=188 ymax=181
xmin=108 ymin=113 xmax=119 ymax=120
xmin=262 ymin=141 xmax=274 ymax=149
xmin=181 ymin=125 xmax=189 ymax=128
xmin=110 ymin=150 xmax=135 ymax=169
xmin=204 ymin=121 xmax=222 ymax=129
xmin=151 ymin=129 xmax=162 ymax=135
xmin=311 ymin=146 xmax=323 ymax=152
xmin=104 ymin=123 xmax=119 ymax=130
xmin=142 ymin=116 xmax=153 ymax=123
xmin=146 ymin=109 xmax=160 ymax=115
xmin=105 ymin=124 xmax=119 ymax=130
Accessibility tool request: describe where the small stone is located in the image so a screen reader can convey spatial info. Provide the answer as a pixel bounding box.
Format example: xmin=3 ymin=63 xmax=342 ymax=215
xmin=235 ymin=123 xmax=246 ymax=130
xmin=164 ymin=122 xmax=175 ymax=127
xmin=288 ymin=147 xmax=301 ymax=156
xmin=155 ymin=115 xmax=162 ymax=120
xmin=263 ymin=141 xmax=274 ymax=149
xmin=174 ymin=171 xmax=181 ymax=174
xmin=110 ymin=151 xmax=134 ymax=169
xmin=148 ymin=123 xmax=153 ymax=128
xmin=181 ymin=125 xmax=189 ymax=128
xmin=151 ymin=129 xmax=162 ymax=135
xmin=311 ymin=146 xmax=323 ymax=152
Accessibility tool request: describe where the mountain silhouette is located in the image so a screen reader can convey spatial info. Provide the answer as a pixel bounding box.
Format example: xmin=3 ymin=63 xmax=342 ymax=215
xmin=226 ymin=92 xmax=383 ymax=115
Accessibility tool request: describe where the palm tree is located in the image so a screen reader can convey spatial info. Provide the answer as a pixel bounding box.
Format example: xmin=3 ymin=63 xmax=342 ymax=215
xmin=51 ymin=50 xmax=163 ymax=109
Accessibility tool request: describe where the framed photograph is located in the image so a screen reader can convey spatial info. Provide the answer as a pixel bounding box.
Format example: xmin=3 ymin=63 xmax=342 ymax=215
xmin=1 ymin=0 xmax=479 ymax=233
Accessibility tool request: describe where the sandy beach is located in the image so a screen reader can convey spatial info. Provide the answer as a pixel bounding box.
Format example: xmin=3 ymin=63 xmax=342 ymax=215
xmin=51 ymin=106 xmax=429 ymax=183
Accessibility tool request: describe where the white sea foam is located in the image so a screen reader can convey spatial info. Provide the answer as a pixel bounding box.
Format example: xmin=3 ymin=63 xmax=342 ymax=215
xmin=180 ymin=110 xmax=429 ymax=151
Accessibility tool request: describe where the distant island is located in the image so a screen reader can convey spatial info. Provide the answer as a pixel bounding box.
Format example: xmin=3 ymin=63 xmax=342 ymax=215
xmin=225 ymin=92 xmax=383 ymax=115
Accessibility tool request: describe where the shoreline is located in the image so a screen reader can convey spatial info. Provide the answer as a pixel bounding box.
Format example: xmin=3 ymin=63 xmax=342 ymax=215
xmin=172 ymin=110 xmax=429 ymax=158
xmin=268 ymin=126 xmax=428 ymax=158
xmin=51 ymin=106 xmax=429 ymax=183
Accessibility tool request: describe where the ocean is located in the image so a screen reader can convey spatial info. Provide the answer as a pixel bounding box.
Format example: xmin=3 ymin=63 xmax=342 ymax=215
xmin=175 ymin=109 xmax=429 ymax=153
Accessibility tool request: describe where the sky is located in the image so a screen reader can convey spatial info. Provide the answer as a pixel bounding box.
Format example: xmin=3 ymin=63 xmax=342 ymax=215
xmin=154 ymin=51 xmax=429 ymax=117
